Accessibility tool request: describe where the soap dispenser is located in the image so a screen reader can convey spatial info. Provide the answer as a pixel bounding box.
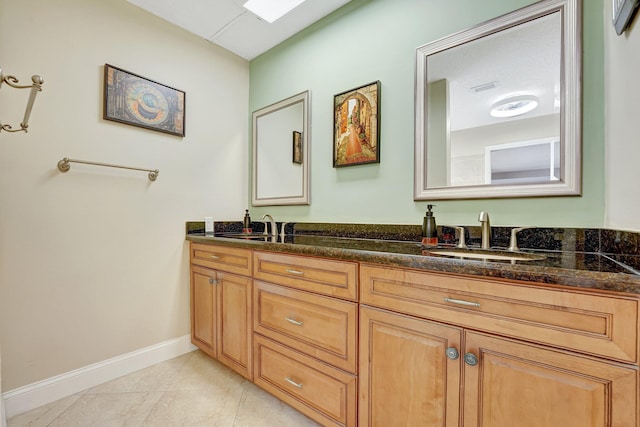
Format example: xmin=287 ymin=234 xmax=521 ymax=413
xmin=422 ymin=204 xmax=438 ymax=247
xmin=242 ymin=209 xmax=252 ymax=234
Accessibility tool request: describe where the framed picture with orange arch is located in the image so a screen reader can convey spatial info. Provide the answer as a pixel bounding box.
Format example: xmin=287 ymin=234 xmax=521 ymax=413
xmin=333 ymin=81 xmax=380 ymax=167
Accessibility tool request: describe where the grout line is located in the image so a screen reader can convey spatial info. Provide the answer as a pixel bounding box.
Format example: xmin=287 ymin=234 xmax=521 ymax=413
xmin=139 ymin=390 xmax=167 ymax=427
xmin=231 ymin=380 xmax=249 ymax=427
xmin=43 ymin=393 xmax=83 ymax=427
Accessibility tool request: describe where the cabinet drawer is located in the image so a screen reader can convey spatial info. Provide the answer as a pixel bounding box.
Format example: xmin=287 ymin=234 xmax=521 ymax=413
xmin=360 ymin=264 xmax=639 ymax=363
xmin=190 ymin=243 xmax=252 ymax=276
xmin=253 ymin=335 xmax=357 ymax=427
xmin=254 ymin=281 xmax=358 ymax=373
xmin=254 ymin=251 xmax=358 ymax=301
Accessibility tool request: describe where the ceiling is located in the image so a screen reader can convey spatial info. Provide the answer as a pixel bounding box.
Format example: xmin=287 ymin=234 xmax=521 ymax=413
xmin=126 ymin=0 xmax=353 ymax=60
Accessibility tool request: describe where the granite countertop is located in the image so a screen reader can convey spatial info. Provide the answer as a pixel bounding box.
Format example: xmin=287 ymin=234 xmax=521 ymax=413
xmin=186 ymin=222 xmax=640 ymax=296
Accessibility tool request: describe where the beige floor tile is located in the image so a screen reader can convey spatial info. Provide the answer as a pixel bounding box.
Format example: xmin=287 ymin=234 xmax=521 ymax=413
xmin=48 ymin=391 xmax=164 ymax=427
xmin=171 ymin=351 xmax=247 ymax=392
xmin=233 ymin=382 xmax=320 ymax=427
xmin=139 ymin=354 xmax=246 ymax=426
xmin=140 ymin=387 xmax=241 ymax=427
xmin=86 ymin=352 xmax=193 ymax=394
xmin=7 ymin=394 xmax=82 ymax=427
xmin=8 ymin=350 xmax=321 ymax=427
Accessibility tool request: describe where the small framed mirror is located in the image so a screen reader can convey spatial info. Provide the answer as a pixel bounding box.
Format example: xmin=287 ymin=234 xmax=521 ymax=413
xmin=252 ymin=91 xmax=310 ymax=206
xmin=414 ymin=0 xmax=581 ymax=200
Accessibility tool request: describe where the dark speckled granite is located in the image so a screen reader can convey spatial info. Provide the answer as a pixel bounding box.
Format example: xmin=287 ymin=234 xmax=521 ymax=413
xmin=186 ymin=221 xmax=640 ymax=295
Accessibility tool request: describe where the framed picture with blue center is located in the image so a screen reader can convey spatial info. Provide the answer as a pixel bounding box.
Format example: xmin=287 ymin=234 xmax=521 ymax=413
xmin=103 ymin=63 xmax=186 ymax=137
xmin=333 ymin=80 xmax=380 ymax=167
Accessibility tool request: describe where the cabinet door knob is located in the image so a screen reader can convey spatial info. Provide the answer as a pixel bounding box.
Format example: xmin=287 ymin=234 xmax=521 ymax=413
xmin=285 ymin=317 xmax=304 ymax=326
xmin=284 ymin=377 xmax=303 ymax=388
xmin=445 ymin=347 xmax=459 ymax=360
xmin=464 ymin=352 xmax=479 ymax=366
xmin=208 ymin=278 xmax=219 ymax=285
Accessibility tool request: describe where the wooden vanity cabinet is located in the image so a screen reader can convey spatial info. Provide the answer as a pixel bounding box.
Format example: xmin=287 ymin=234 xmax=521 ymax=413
xmin=189 ymin=241 xmax=639 ymax=426
xmin=359 ymin=264 xmax=640 ymax=427
xmin=252 ymin=251 xmax=359 ymax=427
xmin=190 ymin=243 xmax=253 ymax=380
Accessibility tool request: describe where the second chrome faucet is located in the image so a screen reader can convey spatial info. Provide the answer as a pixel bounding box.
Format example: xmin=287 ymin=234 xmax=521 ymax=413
xmin=261 ymin=214 xmax=277 ymax=236
xmin=478 ymin=211 xmax=491 ymax=249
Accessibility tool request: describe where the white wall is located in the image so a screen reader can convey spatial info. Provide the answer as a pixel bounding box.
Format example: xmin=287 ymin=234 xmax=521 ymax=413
xmin=604 ymin=1 xmax=640 ymax=230
xmin=0 ymin=0 xmax=248 ymax=392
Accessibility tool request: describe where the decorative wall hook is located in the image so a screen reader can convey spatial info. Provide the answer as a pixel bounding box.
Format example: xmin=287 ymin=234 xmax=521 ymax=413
xmin=1 ymin=67 xmax=44 ymax=133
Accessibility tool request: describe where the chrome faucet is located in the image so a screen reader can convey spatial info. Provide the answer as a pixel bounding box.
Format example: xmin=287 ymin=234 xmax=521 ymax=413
xmin=478 ymin=211 xmax=491 ymax=249
xmin=508 ymin=227 xmax=532 ymax=252
xmin=261 ymin=214 xmax=277 ymax=236
xmin=443 ymin=225 xmax=467 ymax=249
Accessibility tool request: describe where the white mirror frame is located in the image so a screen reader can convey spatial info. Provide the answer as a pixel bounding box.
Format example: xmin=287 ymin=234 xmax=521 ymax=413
xmin=414 ymin=0 xmax=581 ymax=200
xmin=252 ymin=91 xmax=310 ymax=206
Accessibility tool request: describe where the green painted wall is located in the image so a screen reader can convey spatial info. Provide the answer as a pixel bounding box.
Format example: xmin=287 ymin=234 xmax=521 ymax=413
xmin=249 ymin=0 xmax=604 ymax=228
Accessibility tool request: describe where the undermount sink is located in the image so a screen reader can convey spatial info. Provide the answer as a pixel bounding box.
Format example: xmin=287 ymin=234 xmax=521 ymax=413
xmin=423 ymin=248 xmax=546 ymax=262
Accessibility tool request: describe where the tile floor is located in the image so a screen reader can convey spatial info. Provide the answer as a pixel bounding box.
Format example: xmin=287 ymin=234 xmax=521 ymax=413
xmin=8 ymin=350 xmax=320 ymax=427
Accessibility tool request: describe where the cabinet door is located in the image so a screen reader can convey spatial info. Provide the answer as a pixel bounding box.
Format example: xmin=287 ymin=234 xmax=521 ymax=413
xmin=217 ymin=271 xmax=253 ymax=380
xmin=359 ymin=306 xmax=462 ymax=427
xmin=191 ymin=265 xmax=217 ymax=359
xmin=463 ymin=332 xmax=638 ymax=427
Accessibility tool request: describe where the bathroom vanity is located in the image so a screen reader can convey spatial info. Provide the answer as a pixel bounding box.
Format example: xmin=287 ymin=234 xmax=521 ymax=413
xmin=186 ymin=225 xmax=639 ymax=427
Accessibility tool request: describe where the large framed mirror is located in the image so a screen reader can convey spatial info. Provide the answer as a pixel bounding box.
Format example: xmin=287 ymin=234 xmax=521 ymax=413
xmin=252 ymin=91 xmax=310 ymax=206
xmin=414 ymin=0 xmax=581 ymax=200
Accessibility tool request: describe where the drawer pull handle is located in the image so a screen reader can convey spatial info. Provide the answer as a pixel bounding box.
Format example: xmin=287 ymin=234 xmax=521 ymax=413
xmin=210 ymin=255 xmax=220 ymax=259
xmin=284 ymin=377 xmax=303 ymax=388
xmin=444 ymin=297 xmax=480 ymax=308
xmin=285 ymin=269 xmax=305 ymax=276
xmin=285 ymin=317 xmax=304 ymax=326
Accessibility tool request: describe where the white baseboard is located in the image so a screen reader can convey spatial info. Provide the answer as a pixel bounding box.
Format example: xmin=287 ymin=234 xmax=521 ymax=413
xmin=2 ymin=335 xmax=197 ymax=419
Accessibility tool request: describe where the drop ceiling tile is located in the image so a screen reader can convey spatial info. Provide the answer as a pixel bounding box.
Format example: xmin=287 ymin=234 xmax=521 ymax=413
xmin=128 ymin=0 xmax=244 ymax=40
xmin=128 ymin=0 xmax=353 ymax=60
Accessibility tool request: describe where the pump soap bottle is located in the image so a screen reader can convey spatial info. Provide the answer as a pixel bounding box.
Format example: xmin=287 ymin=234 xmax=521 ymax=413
xmin=422 ymin=204 xmax=438 ymax=247
xmin=242 ymin=209 xmax=252 ymax=234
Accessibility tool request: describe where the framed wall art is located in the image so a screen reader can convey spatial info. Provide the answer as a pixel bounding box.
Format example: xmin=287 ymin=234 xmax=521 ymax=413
xmin=292 ymin=131 xmax=303 ymax=164
xmin=333 ymin=81 xmax=380 ymax=167
xmin=103 ymin=64 xmax=185 ymax=137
